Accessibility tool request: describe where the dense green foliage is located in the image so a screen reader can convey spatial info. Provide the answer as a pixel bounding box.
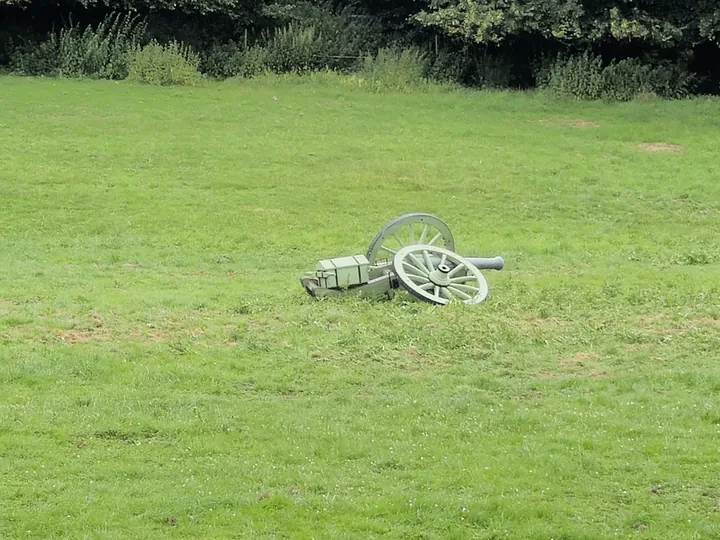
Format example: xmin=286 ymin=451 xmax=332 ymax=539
xmin=1 ymin=0 xmax=718 ymax=94
xmin=415 ymin=0 xmax=720 ymax=49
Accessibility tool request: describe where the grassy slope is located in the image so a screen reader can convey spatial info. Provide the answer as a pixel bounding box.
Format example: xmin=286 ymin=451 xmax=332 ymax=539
xmin=1 ymin=75 xmax=719 ymax=539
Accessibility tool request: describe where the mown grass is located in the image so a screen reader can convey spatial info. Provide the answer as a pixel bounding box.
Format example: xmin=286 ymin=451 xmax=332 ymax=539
xmin=1 ymin=74 xmax=719 ymax=539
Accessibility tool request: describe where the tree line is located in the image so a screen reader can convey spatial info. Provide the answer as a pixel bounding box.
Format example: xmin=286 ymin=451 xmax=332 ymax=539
xmin=1 ymin=0 xmax=718 ymax=95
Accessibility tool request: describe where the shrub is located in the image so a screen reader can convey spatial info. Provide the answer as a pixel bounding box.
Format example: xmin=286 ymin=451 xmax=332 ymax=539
xmin=356 ymin=47 xmax=430 ymax=93
xmin=643 ymin=60 xmax=697 ymax=99
xmin=428 ymin=49 xmax=466 ymax=84
xmin=542 ymin=51 xmax=605 ymax=100
xmin=230 ymin=45 xmax=271 ymax=78
xmin=541 ymin=51 xmax=696 ymax=101
xmin=262 ymin=1 xmax=381 ymax=70
xmin=10 ymin=40 xmax=61 ymax=76
xmin=262 ymin=24 xmax=324 ymax=73
xmin=600 ymin=58 xmax=653 ymax=101
xmin=201 ymin=24 xmax=324 ymax=79
xmin=200 ymin=40 xmax=244 ymax=79
xmin=10 ymin=12 xmax=146 ymax=79
xmin=126 ymin=40 xmax=203 ymax=86
xmin=200 ymin=2 xmax=382 ymax=80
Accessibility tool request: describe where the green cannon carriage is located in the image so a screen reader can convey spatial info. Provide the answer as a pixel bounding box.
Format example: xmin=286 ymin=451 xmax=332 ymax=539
xmin=300 ymin=213 xmax=504 ymax=305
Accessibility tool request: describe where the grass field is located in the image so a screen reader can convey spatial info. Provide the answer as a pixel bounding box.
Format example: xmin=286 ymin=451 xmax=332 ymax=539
xmin=1 ymin=74 xmax=720 ymax=539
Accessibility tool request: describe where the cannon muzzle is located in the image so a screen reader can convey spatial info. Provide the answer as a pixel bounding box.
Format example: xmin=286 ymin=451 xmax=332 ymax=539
xmin=466 ymin=256 xmax=504 ymax=271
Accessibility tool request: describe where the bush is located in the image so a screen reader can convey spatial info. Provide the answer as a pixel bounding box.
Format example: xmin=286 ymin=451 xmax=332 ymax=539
xmin=200 ymin=40 xmax=243 ymax=79
xmin=234 ymin=45 xmax=272 ymax=78
xmin=355 ymin=47 xmax=430 ymax=93
xmin=541 ymin=51 xmax=696 ymax=101
xmin=10 ymin=40 xmax=61 ymax=76
xmin=600 ymin=58 xmax=653 ymax=101
xmin=644 ymin=60 xmax=697 ymax=99
xmin=200 ymin=2 xmax=382 ymax=80
xmin=262 ymin=1 xmax=381 ymax=70
xmin=126 ymin=40 xmax=203 ymax=86
xmin=541 ymin=51 xmax=605 ymax=100
xmin=10 ymin=12 xmax=146 ymax=79
xmin=427 ymin=49 xmax=465 ymax=84
xmin=200 ymin=24 xmax=324 ymax=79
xmin=262 ymin=24 xmax=324 ymax=73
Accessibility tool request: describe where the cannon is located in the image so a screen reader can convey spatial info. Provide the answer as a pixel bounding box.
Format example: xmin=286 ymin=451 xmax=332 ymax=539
xmin=300 ymin=213 xmax=504 ymax=305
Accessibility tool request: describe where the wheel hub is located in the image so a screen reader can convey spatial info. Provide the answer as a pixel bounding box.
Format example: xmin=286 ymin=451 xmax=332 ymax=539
xmin=429 ymin=264 xmax=452 ymax=286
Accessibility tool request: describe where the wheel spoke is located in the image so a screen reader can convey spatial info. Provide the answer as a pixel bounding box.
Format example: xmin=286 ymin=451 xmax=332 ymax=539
xmin=408 ymin=273 xmax=430 ymax=284
xmin=439 ymin=287 xmax=453 ymax=300
xmin=433 ymin=285 xmax=440 ymax=297
xmin=408 ymin=253 xmax=430 ymax=274
xmin=450 ymin=283 xmax=481 ymax=293
xmin=447 ymin=286 xmax=472 ymax=300
xmin=422 ymin=250 xmax=435 ymax=271
xmin=380 ymin=245 xmax=397 ymax=254
xmin=403 ymin=261 xmax=428 ymax=277
xmin=427 ymin=232 xmax=442 ymax=246
xmin=439 ymin=253 xmax=447 ymax=267
xmin=419 ymin=282 xmax=434 ymax=291
xmin=418 ymin=224 xmax=429 ymax=244
xmin=447 ymin=263 xmax=466 ymax=278
xmin=449 ymin=274 xmax=475 ymax=283
xmin=408 ymin=225 xmax=415 ymax=244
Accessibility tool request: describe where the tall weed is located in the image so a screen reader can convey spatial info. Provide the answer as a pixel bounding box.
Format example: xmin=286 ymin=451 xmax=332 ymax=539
xmin=203 ymin=24 xmax=324 ymax=79
xmin=542 ymin=51 xmax=605 ymax=100
xmin=600 ymin=58 xmax=653 ymax=101
xmin=11 ymin=12 xmax=146 ymax=79
xmin=262 ymin=24 xmax=324 ymax=73
xmin=202 ymin=2 xmax=382 ymax=80
xmin=263 ymin=1 xmax=381 ymax=69
xmin=126 ymin=40 xmax=203 ymax=86
xmin=356 ymin=47 xmax=430 ymax=93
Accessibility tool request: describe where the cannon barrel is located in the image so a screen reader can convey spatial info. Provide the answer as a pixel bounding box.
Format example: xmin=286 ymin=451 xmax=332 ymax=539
xmin=428 ymin=255 xmax=504 ymax=271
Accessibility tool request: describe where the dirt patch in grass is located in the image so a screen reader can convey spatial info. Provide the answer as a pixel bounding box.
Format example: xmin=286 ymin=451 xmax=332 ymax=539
xmin=55 ymin=327 xmax=111 ymax=344
xmin=695 ymin=317 xmax=720 ymax=328
xmin=538 ymin=352 xmax=608 ymax=379
xmin=637 ymin=314 xmax=720 ymax=334
xmin=404 ymin=346 xmax=445 ymax=368
xmin=516 ymin=316 xmax=567 ymax=333
xmin=638 ymin=142 xmax=684 ymax=153
xmin=574 ymin=352 xmax=601 ymax=361
xmin=131 ymin=327 xmax=171 ymax=343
